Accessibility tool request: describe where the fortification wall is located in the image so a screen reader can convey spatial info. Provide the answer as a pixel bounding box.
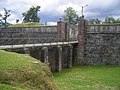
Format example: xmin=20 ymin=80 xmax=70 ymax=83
xmin=84 ymin=24 xmax=120 ymax=65
xmin=0 ymin=26 xmax=58 ymax=45
xmin=0 ymin=22 xmax=78 ymax=45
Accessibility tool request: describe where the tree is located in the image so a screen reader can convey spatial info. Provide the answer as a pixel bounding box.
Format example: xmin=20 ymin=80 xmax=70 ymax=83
xmin=0 ymin=14 xmax=3 ymax=25
xmin=0 ymin=8 xmax=11 ymax=27
xmin=88 ymin=19 xmax=96 ymax=24
xmin=0 ymin=14 xmax=2 ymax=18
xmin=114 ymin=18 xmax=120 ymax=23
xmin=0 ymin=20 xmax=4 ymax=28
xmin=63 ymin=7 xmax=78 ymax=24
xmin=88 ymin=18 xmax=101 ymax=24
xmin=22 ymin=6 xmax=40 ymax=23
xmin=104 ymin=16 xmax=115 ymax=23
xmin=95 ymin=18 xmax=101 ymax=24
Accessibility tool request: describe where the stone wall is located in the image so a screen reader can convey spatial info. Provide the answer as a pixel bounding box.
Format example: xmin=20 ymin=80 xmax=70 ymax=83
xmin=0 ymin=21 xmax=78 ymax=45
xmin=69 ymin=24 xmax=78 ymax=41
xmin=0 ymin=26 xmax=57 ymax=45
xmin=83 ymin=24 xmax=120 ymax=65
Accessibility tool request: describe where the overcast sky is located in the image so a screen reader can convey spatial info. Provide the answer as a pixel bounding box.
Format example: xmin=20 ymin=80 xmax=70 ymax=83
xmin=0 ymin=0 xmax=120 ymax=24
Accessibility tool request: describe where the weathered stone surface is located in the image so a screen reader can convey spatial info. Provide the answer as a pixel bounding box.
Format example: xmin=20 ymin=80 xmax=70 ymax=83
xmin=62 ymin=44 xmax=73 ymax=68
xmin=48 ymin=46 xmax=62 ymax=72
xmin=72 ymin=44 xmax=78 ymax=65
xmin=67 ymin=44 xmax=73 ymax=68
xmin=84 ymin=24 xmax=120 ymax=65
xmin=62 ymin=46 xmax=68 ymax=68
xmin=41 ymin=47 xmax=49 ymax=64
xmin=77 ymin=19 xmax=87 ymax=64
xmin=0 ymin=26 xmax=58 ymax=45
xmin=0 ymin=23 xmax=77 ymax=45
xmin=68 ymin=24 xmax=78 ymax=41
xmin=24 ymin=48 xmax=30 ymax=54
xmin=55 ymin=45 xmax=62 ymax=72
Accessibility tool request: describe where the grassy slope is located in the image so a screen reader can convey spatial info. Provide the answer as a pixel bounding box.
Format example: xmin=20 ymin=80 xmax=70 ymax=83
xmin=0 ymin=50 xmax=58 ymax=90
xmin=54 ymin=65 xmax=120 ymax=90
xmin=9 ymin=22 xmax=43 ymax=27
xmin=0 ymin=84 xmax=26 ymax=90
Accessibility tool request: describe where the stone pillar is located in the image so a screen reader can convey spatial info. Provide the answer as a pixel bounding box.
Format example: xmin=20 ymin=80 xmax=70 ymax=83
xmin=55 ymin=46 xmax=62 ymax=72
xmin=66 ymin=23 xmax=70 ymax=41
xmin=41 ymin=47 xmax=49 ymax=64
xmin=62 ymin=46 xmax=68 ymax=68
xmin=72 ymin=45 xmax=78 ymax=65
xmin=49 ymin=48 xmax=56 ymax=72
xmin=67 ymin=44 xmax=73 ymax=68
xmin=77 ymin=19 xmax=87 ymax=64
xmin=38 ymin=49 xmax=42 ymax=61
xmin=57 ymin=20 xmax=67 ymax=41
xmin=62 ymin=45 xmax=73 ymax=68
xmin=24 ymin=48 xmax=30 ymax=54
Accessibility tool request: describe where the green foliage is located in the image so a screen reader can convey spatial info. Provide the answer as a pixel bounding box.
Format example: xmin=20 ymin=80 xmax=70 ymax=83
xmin=102 ymin=16 xmax=120 ymax=24
xmin=3 ymin=8 xmax=11 ymax=23
xmin=9 ymin=22 xmax=43 ymax=27
xmin=88 ymin=17 xmax=120 ymax=24
xmin=22 ymin=6 xmax=40 ymax=23
xmin=54 ymin=65 xmax=120 ymax=90
xmin=0 ymin=8 xmax=11 ymax=28
xmin=63 ymin=7 xmax=78 ymax=24
xmin=104 ymin=16 xmax=116 ymax=24
xmin=0 ymin=20 xmax=4 ymax=28
xmin=0 ymin=50 xmax=58 ymax=90
xmin=115 ymin=18 xmax=120 ymax=23
xmin=88 ymin=18 xmax=101 ymax=24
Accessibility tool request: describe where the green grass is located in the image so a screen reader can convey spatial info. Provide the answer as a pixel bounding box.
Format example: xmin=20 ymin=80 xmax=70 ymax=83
xmin=9 ymin=22 xmax=43 ymax=27
xmin=0 ymin=84 xmax=26 ymax=90
xmin=53 ymin=65 xmax=120 ymax=90
xmin=0 ymin=50 xmax=58 ymax=90
xmin=1 ymin=50 xmax=120 ymax=90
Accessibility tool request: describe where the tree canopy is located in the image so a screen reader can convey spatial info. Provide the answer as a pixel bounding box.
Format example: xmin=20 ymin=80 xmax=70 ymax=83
xmin=88 ymin=18 xmax=101 ymax=24
xmin=0 ymin=8 xmax=11 ymax=27
xmin=63 ymin=7 xmax=78 ymax=24
xmin=104 ymin=16 xmax=116 ymax=23
xmin=88 ymin=16 xmax=120 ymax=24
xmin=22 ymin=6 xmax=41 ymax=23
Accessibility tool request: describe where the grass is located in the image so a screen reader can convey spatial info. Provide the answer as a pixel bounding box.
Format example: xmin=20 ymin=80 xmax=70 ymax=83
xmin=9 ymin=22 xmax=43 ymax=27
xmin=0 ymin=84 xmax=26 ymax=90
xmin=53 ymin=65 xmax=120 ymax=90
xmin=0 ymin=50 xmax=58 ymax=90
xmin=0 ymin=50 xmax=120 ymax=90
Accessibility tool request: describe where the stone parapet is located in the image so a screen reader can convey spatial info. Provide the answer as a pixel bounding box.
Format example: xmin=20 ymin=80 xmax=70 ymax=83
xmin=87 ymin=24 xmax=120 ymax=33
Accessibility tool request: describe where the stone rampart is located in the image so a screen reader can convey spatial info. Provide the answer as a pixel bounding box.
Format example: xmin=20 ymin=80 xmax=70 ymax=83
xmin=0 ymin=26 xmax=57 ymax=45
xmin=84 ymin=24 xmax=120 ymax=65
xmin=0 ymin=21 xmax=78 ymax=45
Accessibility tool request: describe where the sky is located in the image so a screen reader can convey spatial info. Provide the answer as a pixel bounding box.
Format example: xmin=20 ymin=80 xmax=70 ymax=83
xmin=0 ymin=0 xmax=120 ymax=25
